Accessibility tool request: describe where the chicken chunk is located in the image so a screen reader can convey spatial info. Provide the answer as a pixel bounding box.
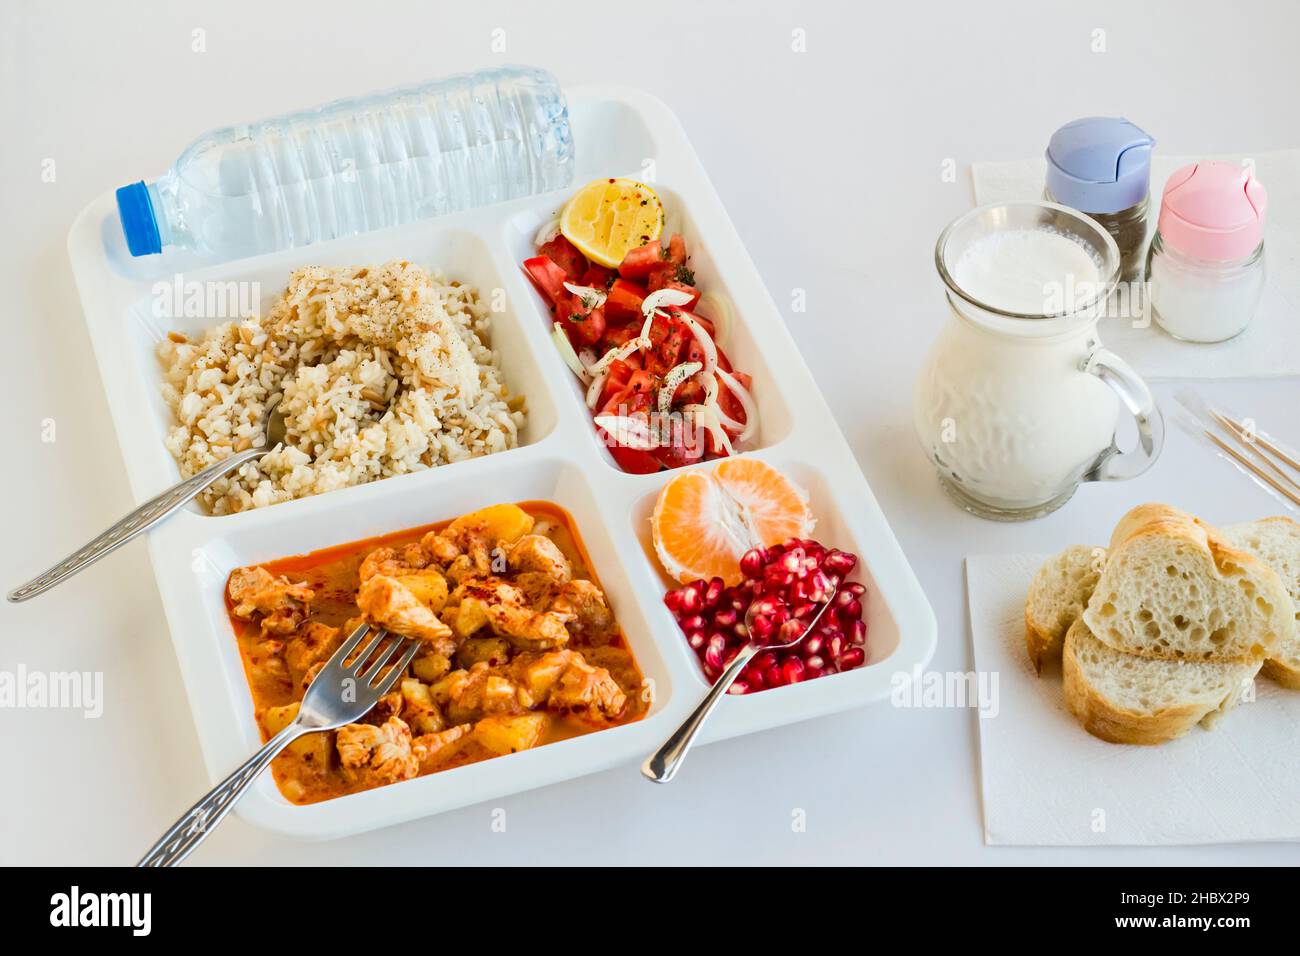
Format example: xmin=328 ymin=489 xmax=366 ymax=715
xmin=285 ymin=621 xmax=341 ymax=686
xmin=507 ymin=535 xmax=572 ymax=583
xmin=447 ymin=577 xmax=571 ymax=650
xmin=356 ymin=546 xmax=431 ymax=582
xmin=336 ymin=717 xmax=418 ymax=786
xmin=357 ymin=574 xmax=455 ymax=653
xmin=411 ymin=724 xmax=472 ymax=774
xmin=431 ymin=650 xmax=626 ymax=724
xmin=550 ymin=579 xmax=614 ymax=641
xmin=227 ymin=566 xmax=313 ymax=634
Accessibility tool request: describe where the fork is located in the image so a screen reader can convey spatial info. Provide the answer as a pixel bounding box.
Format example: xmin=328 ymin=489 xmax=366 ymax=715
xmin=138 ymin=622 xmax=420 ymax=867
xmin=7 ymin=400 xmax=288 ymax=603
xmin=641 ymin=584 xmax=840 ymax=784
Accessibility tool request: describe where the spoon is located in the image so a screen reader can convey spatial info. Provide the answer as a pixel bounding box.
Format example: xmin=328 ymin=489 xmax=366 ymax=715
xmin=7 ymin=401 xmax=288 ymax=602
xmin=641 ymin=584 xmax=840 ymax=783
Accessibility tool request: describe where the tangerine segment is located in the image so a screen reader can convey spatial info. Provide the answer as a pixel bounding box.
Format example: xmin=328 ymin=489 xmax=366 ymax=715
xmin=652 ymin=471 xmax=754 ymax=586
xmin=713 ymin=458 xmax=815 ymax=548
xmin=651 ymin=460 xmax=816 ymax=587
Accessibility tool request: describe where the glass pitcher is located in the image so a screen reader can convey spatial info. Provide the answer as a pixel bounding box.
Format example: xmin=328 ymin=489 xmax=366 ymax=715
xmin=913 ymin=201 xmax=1165 ymax=520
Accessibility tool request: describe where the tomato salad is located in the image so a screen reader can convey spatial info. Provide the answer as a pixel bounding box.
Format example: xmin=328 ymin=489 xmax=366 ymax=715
xmin=522 ymin=229 xmax=757 ymax=473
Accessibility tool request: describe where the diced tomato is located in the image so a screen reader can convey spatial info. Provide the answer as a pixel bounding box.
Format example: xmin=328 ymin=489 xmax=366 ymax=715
xmin=581 ymin=263 xmax=616 ymax=290
xmin=673 ymin=379 xmax=705 ymax=407
xmin=715 ymin=343 xmax=735 ymax=373
xmin=645 ymin=314 xmax=688 ymax=377
xmin=538 ymin=234 xmax=588 ymax=281
xmin=618 ymin=241 xmax=665 ymax=281
xmin=604 ymin=434 xmax=662 ymax=474
xmin=601 ymin=323 xmax=640 ymax=349
xmin=523 ymin=256 xmax=568 ymax=305
xmin=664 ymin=234 xmax=687 ymax=267
xmin=600 ymin=369 xmax=656 ymax=417
xmin=653 ymin=416 xmax=706 ymax=470
xmin=556 ymin=292 xmax=605 ymax=346
xmin=605 ymin=278 xmax=647 ymax=325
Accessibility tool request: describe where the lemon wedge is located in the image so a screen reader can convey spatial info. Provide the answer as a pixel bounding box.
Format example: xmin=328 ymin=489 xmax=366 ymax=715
xmin=559 ymin=178 xmax=664 ymax=268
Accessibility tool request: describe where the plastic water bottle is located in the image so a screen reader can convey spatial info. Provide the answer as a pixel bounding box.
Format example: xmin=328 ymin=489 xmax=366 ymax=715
xmin=116 ymin=66 xmax=574 ymax=259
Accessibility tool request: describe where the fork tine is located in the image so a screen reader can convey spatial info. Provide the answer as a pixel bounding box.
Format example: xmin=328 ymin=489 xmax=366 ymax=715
xmin=345 ymin=628 xmax=389 ymax=672
xmin=359 ymin=635 xmax=415 ymax=685
xmin=369 ymin=640 xmax=421 ymax=693
xmin=332 ymin=621 xmax=371 ymax=663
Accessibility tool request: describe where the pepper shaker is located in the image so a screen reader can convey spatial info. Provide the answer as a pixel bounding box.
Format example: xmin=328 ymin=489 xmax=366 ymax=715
xmin=1045 ymin=117 xmax=1155 ymax=284
xmin=1147 ymin=161 xmax=1267 ymax=343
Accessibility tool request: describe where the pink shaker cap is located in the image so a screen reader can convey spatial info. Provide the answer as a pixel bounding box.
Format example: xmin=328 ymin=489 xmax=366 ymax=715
xmin=1157 ymin=161 xmax=1267 ymax=261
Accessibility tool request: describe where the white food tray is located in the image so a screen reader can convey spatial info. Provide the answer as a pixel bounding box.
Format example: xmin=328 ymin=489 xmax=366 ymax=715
xmin=66 ymin=85 xmax=936 ymax=840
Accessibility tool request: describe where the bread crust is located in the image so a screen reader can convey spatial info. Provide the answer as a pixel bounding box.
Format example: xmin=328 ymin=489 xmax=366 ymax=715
xmin=1062 ymin=620 xmax=1219 ymax=745
xmin=1025 ymin=605 xmax=1055 ymax=675
xmin=1086 ymin=503 xmax=1290 ymax=663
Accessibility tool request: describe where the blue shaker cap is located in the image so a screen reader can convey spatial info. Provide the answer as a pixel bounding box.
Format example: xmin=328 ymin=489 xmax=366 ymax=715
xmin=115 ymin=181 xmax=162 ymax=256
xmin=1046 ymin=117 xmax=1155 ymax=214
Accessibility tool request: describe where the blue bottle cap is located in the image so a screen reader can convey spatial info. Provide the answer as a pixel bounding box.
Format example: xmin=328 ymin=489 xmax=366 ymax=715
xmin=1046 ymin=117 xmax=1155 ymax=215
xmin=115 ymin=181 xmax=162 ymax=256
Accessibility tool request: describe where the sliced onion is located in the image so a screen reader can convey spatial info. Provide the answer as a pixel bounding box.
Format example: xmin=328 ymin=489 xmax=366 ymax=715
xmin=534 ymin=217 xmax=561 ymax=247
xmin=715 ymin=367 xmax=757 ymax=442
xmin=585 ymin=368 xmax=610 ymax=409
xmin=551 ymin=323 xmax=590 ymax=383
xmin=676 ymin=311 xmax=717 ymax=378
xmin=563 ymin=282 xmax=607 ymax=311
xmin=682 ymin=403 xmax=734 ymax=456
xmin=638 ymin=288 xmax=696 ymax=338
xmin=589 ymin=337 xmax=649 ymax=378
xmin=658 ymin=361 xmax=703 ymax=414
xmin=578 ymin=347 xmax=598 ymax=371
xmin=593 ymin=414 xmax=660 ymax=450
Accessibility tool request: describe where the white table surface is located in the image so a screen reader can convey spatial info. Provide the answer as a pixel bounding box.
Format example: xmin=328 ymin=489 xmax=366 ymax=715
xmin=3 ymin=0 xmax=1299 ymax=866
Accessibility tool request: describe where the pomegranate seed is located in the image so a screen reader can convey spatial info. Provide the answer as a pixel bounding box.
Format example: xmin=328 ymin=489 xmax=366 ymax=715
xmin=838 ymin=598 xmax=863 ymax=620
xmin=679 ymin=585 xmax=702 ymax=614
xmin=808 ymin=570 xmax=832 ymax=601
xmin=704 ymin=646 xmax=725 ymax=671
xmin=824 ymin=551 xmax=858 ymax=576
xmin=845 ymin=581 xmax=867 ymax=597
xmin=687 ymin=630 xmax=706 ymax=649
xmin=765 ymin=565 xmax=795 ymax=588
xmin=802 ymin=634 xmax=824 ymax=657
xmin=762 ymin=665 xmax=786 ymax=688
xmin=848 ymin=619 xmax=867 ymax=644
xmin=739 ymin=547 xmax=767 ymax=579
xmin=805 ymin=654 xmax=826 ymax=670
xmin=827 ymin=634 xmax=845 ymax=659
xmin=804 ymin=663 xmax=825 ymax=680
xmin=781 ymin=657 xmax=806 ymax=684
xmin=780 ymin=548 xmax=805 ymax=575
xmin=723 ymin=645 xmax=742 ymax=666
xmin=681 ymin=615 xmax=707 ymax=634
xmin=837 ymin=646 xmax=866 ymax=670
xmin=703 ymin=577 xmax=725 ymax=609
xmin=703 ymin=662 xmax=721 ymax=681
xmin=752 ymin=596 xmax=779 ymax=617
xmin=791 ymin=601 xmax=817 ymax=620
xmin=749 ymin=613 xmax=774 ymax=641
xmin=777 ymin=619 xmax=805 ymax=644
xmin=727 ymin=680 xmax=749 ymax=695
xmin=713 ymin=607 xmax=738 ymax=629
xmin=664 ymin=589 xmax=684 ymax=613
xmin=706 ymin=632 xmax=727 ymax=653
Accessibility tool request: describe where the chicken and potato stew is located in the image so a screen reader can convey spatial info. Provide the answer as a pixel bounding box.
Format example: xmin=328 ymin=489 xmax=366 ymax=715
xmin=227 ymin=503 xmax=648 ymax=804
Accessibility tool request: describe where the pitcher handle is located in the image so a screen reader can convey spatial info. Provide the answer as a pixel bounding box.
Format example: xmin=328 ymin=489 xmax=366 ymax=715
xmin=1084 ymin=347 xmax=1165 ymax=482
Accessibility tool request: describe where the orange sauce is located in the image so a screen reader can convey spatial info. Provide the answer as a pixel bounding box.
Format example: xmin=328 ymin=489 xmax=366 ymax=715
xmin=226 ymin=501 xmax=647 ymax=804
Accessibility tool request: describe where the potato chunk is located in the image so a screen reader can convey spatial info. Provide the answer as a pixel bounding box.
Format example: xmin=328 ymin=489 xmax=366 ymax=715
xmin=473 ymin=713 xmax=549 ymax=756
xmin=456 ymin=636 xmax=512 ymax=669
xmin=446 ymin=504 xmax=535 ymax=547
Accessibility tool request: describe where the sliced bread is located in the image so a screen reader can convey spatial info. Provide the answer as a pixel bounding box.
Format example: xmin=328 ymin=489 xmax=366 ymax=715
xmin=1062 ymin=618 xmax=1261 ymax=745
xmin=1223 ymin=517 xmax=1300 ymax=689
xmin=1083 ymin=503 xmax=1292 ymax=663
xmin=1025 ymin=544 xmax=1106 ymax=673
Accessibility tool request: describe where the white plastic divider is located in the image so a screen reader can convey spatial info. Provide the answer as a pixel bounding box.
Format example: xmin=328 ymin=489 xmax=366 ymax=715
xmin=66 ymin=86 xmax=936 ymax=839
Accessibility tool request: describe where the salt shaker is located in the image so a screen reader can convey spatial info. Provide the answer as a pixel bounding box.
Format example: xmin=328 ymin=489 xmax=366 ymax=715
xmin=1045 ymin=117 xmax=1155 ymax=284
xmin=1147 ymin=161 xmax=1268 ymax=343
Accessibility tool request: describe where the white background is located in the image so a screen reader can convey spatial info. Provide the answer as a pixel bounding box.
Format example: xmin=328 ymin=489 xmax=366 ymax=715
xmin=2 ymin=0 xmax=1298 ymax=865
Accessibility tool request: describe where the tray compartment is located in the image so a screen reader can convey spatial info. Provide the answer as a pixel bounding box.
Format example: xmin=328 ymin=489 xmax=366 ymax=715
xmin=503 ymin=184 xmax=797 ymax=475
xmin=122 ymin=221 xmax=563 ymax=512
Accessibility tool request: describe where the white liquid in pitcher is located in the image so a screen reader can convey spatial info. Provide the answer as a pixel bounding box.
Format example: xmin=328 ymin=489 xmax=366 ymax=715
xmin=952 ymin=229 xmax=1102 ymax=315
